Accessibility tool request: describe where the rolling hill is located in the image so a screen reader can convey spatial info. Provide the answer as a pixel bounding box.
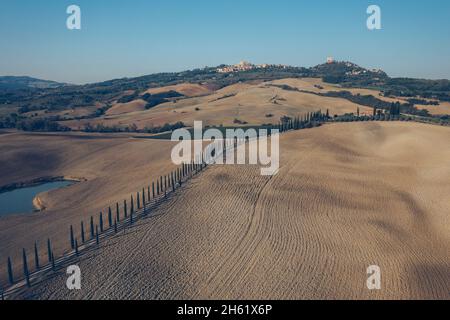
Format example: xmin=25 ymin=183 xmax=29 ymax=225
xmin=0 ymin=76 xmax=66 ymax=90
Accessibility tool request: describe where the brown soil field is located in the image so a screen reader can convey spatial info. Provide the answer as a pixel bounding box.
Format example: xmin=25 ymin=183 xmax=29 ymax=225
xmin=12 ymin=122 xmax=450 ymax=300
xmin=416 ymin=101 xmax=450 ymax=116
xmin=105 ymin=99 xmax=147 ymax=116
xmin=0 ymin=131 xmax=179 ymax=286
xmin=62 ymin=80 xmax=371 ymax=129
xmin=270 ymin=78 xmax=408 ymax=104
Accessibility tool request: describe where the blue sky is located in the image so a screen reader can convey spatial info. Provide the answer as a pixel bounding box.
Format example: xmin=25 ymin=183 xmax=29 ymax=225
xmin=1 ymin=0 xmax=449 ymax=84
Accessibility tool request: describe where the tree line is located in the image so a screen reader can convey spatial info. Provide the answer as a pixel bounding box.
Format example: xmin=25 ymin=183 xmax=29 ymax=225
xmin=1 ymin=160 xmax=207 ymax=296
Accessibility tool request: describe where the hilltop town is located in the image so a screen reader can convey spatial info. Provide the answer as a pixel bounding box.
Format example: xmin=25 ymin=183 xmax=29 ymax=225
xmin=217 ymin=61 xmax=289 ymax=73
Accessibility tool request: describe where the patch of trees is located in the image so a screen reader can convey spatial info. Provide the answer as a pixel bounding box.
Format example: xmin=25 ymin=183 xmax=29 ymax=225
xmin=93 ymin=104 xmax=113 ymax=117
xmin=144 ymin=98 xmax=168 ymax=109
xmin=325 ymin=91 xmax=431 ymax=117
xmin=15 ymin=118 xmax=71 ymax=132
xmin=406 ymin=98 xmax=439 ymax=106
xmin=18 ymin=104 xmax=47 ymax=114
xmin=271 ymin=84 xmax=431 ymax=117
xmin=83 ymin=123 xmax=136 ymax=133
xmin=214 ymin=93 xmax=237 ymax=101
xmin=143 ymin=121 xmax=185 ymax=134
xmin=82 ymin=121 xmax=185 ymax=134
xmin=117 ymin=91 xmax=139 ymax=103
xmin=146 ymin=91 xmax=183 ymax=99
xmin=142 ymin=91 xmax=184 ymax=109
xmin=0 ymin=113 xmax=20 ymax=128
xmin=233 ymin=118 xmax=248 ymax=125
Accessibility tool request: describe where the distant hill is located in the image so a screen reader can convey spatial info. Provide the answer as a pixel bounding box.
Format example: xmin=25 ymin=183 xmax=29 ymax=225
xmin=0 ymin=61 xmax=449 ymax=120
xmin=311 ymin=61 xmax=388 ymax=86
xmin=0 ymin=76 xmax=66 ymax=90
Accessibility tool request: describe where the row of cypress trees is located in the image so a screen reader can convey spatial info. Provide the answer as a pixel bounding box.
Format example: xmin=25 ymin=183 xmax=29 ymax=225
xmin=2 ymin=110 xmax=329 ymax=297
xmin=2 ymin=111 xmax=328 ymax=294
xmin=2 ymin=160 xmax=207 ymax=293
xmin=276 ymin=110 xmax=327 ymax=133
xmin=2 ymin=110 xmax=326 ymax=295
xmin=4 ymin=238 xmax=56 ymax=290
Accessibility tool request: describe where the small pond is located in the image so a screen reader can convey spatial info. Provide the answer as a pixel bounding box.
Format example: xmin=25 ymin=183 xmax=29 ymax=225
xmin=0 ymin=181 xmax=74 ymax=217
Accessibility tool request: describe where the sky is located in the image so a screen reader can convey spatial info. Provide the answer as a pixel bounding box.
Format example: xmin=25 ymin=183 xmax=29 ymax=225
xmin=1 ymin=0 xmax=449 ymax=84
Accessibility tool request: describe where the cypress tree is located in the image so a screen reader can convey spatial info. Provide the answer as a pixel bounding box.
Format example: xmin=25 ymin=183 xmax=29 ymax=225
xmin=7 ymin=257 xmax=13 ymax=285
xmin=95 ymin=226 xmax=99 ymax=245
xmin=34 ymin=242 xmax=40 ymax=270
xmin=142 ymin=188 xmax=146 ymax=206
xmin=108 ymin=207 xmax=112 ymax=228
xmin=152 ymin=182 xmax=155 ymax=198
xmin=70 ymin=225 xmax=75 ymax=249
xmin=157 ymin=180 xmax=160 ymax=195
xmin=137 ymin=192 xmax=140 ymax=209
xmin=147 ymin=186 xmax=150 ymax=201
xmin=74 ymin=239 xmax=79 ymax=256
xmin=81 ymin=221 xmax=85 ymax=244
xmin=99 ymin=212 xmax=104 ymax=233
xmin=90 ymin=216 xmax=94 ymax=239
xmin=47 ymin=239 xmax=52 ymax=264
xmin=130 ymin=195 xmax=134 ymax=214
xmin=160 ymin=176 xmax=163 ymax=192
xmin=22 ymin=249 xmax=30 ymax=287
xmin=51 ymin=252 xmax=55 ymax=271
xmin=124 ymin=199 xmax=128 ymax=218
xmin=116 ymin=202 xmax=120 ymax=222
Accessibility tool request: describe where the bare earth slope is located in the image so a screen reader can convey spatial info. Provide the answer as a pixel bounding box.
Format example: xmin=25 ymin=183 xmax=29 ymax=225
xmin=13 ymin=122 xmax=450 ymax=299
xmin=62 ymin=80 xmax=371 ymax=129
xmin=0 ymin=131 xmax=178 ymax=283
